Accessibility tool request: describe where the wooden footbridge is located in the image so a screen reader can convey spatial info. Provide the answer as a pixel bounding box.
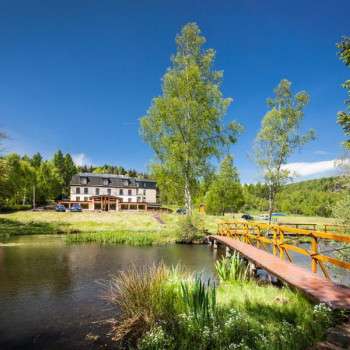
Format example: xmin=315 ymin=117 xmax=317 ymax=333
xmin=209 ymin=221 xmax=350 ymax=309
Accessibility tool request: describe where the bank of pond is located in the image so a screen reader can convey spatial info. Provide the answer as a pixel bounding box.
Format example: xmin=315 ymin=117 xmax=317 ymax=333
xmin=0 ymin=234 xmax=347 ymax=349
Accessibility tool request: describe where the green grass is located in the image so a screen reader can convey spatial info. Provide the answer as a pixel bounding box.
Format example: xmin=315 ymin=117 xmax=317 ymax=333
xmin=108 ymin=263 xmax=334 ymax=350
xmin=65 ymin=230 xmax=176 ymax=246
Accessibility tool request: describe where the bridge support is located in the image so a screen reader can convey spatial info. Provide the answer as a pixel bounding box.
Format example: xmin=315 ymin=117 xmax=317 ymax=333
xmin=213 ymin=239 xmax=218 ymax=249
xmin=225 ymin=246 xmax=231 ymax=257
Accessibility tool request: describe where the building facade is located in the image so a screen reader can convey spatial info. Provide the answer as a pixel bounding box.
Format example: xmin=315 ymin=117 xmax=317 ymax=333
xmin=60 ymin=173 xmax=159 ymax=211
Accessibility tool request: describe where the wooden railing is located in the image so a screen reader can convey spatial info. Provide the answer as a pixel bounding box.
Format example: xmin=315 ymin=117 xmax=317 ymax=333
xmin=218 ymin=221 xmax=350 ymax=280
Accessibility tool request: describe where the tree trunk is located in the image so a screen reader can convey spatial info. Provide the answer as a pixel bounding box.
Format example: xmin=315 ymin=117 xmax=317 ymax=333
xmin=184 ymin=176 xmax=192 ymax=216
xmin=268 ymin=185 xmax=274 ymax=224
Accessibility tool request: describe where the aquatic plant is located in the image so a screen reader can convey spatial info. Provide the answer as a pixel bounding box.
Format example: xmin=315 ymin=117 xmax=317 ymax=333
xmin=180 ymin=275 xmax=216 ymax=326
xmin=215 ymin=252 xmax=250 ymax=282
xmin=107 ymin=262 xmax=333 ymax=350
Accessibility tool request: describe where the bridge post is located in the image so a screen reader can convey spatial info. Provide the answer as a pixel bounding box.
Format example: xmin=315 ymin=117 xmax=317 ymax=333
xmin=311 ymin=236 xmax=318 ymax=273
xmin=249 ymin=262 xmax=257 ymax=277
xmin=213 ymin=239 xmax=217 ymax=249
xmin=225 ymin=246 xmax=231 ymax=257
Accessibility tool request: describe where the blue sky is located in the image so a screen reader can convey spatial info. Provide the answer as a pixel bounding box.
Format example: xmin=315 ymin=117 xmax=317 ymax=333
xmin=0 ymin=0 xmax=349 ymax=183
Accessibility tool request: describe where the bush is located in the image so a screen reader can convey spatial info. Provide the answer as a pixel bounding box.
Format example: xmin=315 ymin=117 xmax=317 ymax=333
xmin=175 ymin=214 xmax=206 ymax=242
xmin=0 ymin=204 xmax=32 ymax=213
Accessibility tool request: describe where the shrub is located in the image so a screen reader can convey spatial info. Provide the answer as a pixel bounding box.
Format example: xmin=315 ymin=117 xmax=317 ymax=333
xmin=107 ymin=263 xmax=181 ymax=344
xmin=175 ymin=214 xmax=206 ymax=242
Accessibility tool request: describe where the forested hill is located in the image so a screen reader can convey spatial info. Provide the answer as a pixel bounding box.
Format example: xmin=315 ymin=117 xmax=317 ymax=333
xmin=243 ymin=176 xmax=347 ymax=217
xmin=283 ymin=176 xmax=346 ymax=193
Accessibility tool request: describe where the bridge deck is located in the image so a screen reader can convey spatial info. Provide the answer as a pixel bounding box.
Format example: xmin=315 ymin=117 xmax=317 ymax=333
xmin=209 ymin=235 xmax=350 ymax=309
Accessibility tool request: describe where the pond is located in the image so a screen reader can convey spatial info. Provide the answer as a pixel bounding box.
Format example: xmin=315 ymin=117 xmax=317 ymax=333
xmin=0 ymin=235 xmax=220 ymax=349
xmin=0 ymin=235 xmax=349 ymax=349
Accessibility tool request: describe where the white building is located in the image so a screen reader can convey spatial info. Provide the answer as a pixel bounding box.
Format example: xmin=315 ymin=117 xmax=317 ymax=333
xmin=60 ymin=173 xmax=159 ymax=211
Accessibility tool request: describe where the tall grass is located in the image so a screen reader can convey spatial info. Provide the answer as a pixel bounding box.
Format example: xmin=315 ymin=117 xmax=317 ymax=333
xmin=107 ymin=262 xmax=334 ymax=350
xmin=215 ymin=252 xmax=250 ymax=282
xmin=65 ymin=230 xmax=175 ymax=246
xmin=180 ymin=275 xmax=216 ymax=326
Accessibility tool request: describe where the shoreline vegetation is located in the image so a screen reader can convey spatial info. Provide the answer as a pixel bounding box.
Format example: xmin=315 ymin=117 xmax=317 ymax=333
xmin=106 ymin=258 xmax=335 ymax=350
xmin=0 ymin=210 xmax=341 ymax=245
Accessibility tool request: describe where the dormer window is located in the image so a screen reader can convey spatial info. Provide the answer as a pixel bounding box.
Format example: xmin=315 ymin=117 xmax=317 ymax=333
xmin=103 ymin=179 xmax=109 ymax=186
xmin=81 ymin=177 xmax=87 ymax=185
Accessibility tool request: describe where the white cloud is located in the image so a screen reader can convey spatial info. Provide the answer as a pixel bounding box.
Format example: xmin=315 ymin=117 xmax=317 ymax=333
xmin=282 ymin=159 xmax=341 ymax=177
xmin=72 ymin=153 xmax=91 ymax=166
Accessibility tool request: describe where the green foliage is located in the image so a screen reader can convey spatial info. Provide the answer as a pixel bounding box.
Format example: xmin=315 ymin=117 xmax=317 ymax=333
xmin=175 ymin=214 xmax=206 ymax=242
xmin=65 ymin=230 xmax=175 ymax=246
xmin=205 ymin=155 xmax=244 ymax=215
xmin=254 ymin=79 xmax=315 ymax=221
xmin=336 ymin=37 xmax=350 ymax=149
xmin=215 ymin=253 xmax=250 ymax=282
xmin=140 ymin=23 xmax=241 ymax=214
xmin=180 ymin=275 xmax=216 ymax=326
xmin=243 ymin=176 xmax=344 ymax=217
xmin=110 ymin=263 xmax=333 ymax=350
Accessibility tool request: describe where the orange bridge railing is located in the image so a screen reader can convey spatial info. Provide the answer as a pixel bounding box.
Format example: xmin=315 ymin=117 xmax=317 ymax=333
xmin=217 ymin=221 xmax=350 ymax=280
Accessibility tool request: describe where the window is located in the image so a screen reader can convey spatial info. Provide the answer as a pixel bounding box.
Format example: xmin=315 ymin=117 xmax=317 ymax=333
xmin=81 ymin=177 xmax=87 ymax=185
xmin=128 ymin=189 xmax=132 ymax=196
xmin=103 ymin=179 xmax=109 ymax=186
xmin=128 ymin=198 xmax=132 ymax=202
xmin=84 ymin=196 xmax=88 ymax=201
xmin=107 ymin=188 xmax=111 ymax=195
xmin=119 ymin=189 xmax=124 ymax=195
xmin=76 ymin=187 xmax=80 ymax=194
xmin=76 ymin=196 xmax=80 ymax=201
xmin=95 ymin=188 xmax=100 ymax=195
xmin=84 ymin=187 xmax=88 ymax=194
xmin=137 ymin=197 xmax=141 ymax=202
xmin=143 ymin=189 xmax=146 ymax=195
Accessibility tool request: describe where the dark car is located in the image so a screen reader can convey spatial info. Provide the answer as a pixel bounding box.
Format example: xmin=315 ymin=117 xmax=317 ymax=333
xmin=55 ymin=204 xmax=66 ymax=212
xmin=176 ymin=208 xmax=187 ymax=215
xmin=70 ymin=204 xmax=82 ymax=212
xmin=241 ymin=214 xmax=253 ymax=220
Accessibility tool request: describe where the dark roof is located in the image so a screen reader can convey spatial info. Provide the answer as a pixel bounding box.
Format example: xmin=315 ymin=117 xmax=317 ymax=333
xmin=70 ymin=173 xmax=156 ymax=189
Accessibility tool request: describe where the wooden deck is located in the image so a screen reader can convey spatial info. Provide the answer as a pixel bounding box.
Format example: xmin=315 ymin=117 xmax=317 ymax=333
xmin=209 ymin=235 xmax=350 ymax=309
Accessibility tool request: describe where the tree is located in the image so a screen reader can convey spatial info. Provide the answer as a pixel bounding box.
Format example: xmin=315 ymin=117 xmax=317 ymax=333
xmin=140 ymin=23 xmax=241 ymax=215
xmin=336 ymin=36 xmax=350 ymax=149
xmin=205 ymin=155 xmax=244 ymax=215
xmin=254 ymin=79 xmax=315 ymax=222
xmin=63 ymin=154 xmax=77 ymax=196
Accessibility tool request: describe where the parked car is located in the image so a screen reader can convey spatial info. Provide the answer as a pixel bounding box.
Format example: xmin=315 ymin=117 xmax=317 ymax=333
xmin=55 ymin=204 xmax=66 ymax=212
xmin=176 ymin=208 xmax=187 ymax=215
xmin=272 ymin=212 xmax=286 ymax=217
xmin=70 ymin=204 xmax=82 ymax=212
xmin=241 ymin=214 xmax=253 ymax=220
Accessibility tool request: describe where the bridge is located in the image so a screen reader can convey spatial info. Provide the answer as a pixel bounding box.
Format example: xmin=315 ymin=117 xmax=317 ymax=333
xmin=209 ymin=221 xmax=350 ymax=309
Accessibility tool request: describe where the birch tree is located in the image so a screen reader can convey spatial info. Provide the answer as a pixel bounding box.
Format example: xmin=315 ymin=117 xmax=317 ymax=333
xmin=254 ymin=79 xmax=315 ymax=223
xmin=336 ymin=36 xmax=350 ymax=149
xmin=140 ymin=23 xmax=241 ymax=215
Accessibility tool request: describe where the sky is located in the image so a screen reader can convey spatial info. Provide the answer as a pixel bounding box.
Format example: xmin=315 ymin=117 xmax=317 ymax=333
xmin=0 ymin=0 xmax=349 ymax=183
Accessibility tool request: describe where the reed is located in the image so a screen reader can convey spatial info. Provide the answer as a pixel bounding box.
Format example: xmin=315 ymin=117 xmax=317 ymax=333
xmin=215 ymin=252 xmax=250 ymax=282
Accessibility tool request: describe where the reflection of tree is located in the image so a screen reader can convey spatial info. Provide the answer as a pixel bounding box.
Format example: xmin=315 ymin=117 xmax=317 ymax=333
xmin=0 ymin=244 xmax=72 ymax=296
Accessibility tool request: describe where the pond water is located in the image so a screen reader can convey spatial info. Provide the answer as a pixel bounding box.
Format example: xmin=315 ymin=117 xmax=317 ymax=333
xmin=0 ymin=235 xmax=349 ymax=349
xmin=0 ymin=235 xmax=220 ymax=349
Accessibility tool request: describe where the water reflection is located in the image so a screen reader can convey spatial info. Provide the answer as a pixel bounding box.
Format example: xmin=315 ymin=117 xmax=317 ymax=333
xmin=0 ymin=236 xmax=218 ymax=349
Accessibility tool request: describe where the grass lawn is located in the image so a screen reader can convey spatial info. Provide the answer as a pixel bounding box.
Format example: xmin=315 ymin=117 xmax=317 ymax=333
xmin=0 ymin=210 xmax=340 ymax=243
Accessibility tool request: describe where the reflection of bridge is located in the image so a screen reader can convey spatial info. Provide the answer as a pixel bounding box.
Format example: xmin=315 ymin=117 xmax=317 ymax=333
xmin=209 ymin=221 xmax=350 ymax=309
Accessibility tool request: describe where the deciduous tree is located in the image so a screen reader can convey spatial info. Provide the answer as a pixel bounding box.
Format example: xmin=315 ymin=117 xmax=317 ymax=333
xmin=254 ymin=79 xmax=315 ymax=222
xmin=140 ymin=23 xmax=241 ymax=215
xmin=336 ymin=36 xmax=350 ymax=149
xmin=205 ymin=155 xmax=244 ymax=215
